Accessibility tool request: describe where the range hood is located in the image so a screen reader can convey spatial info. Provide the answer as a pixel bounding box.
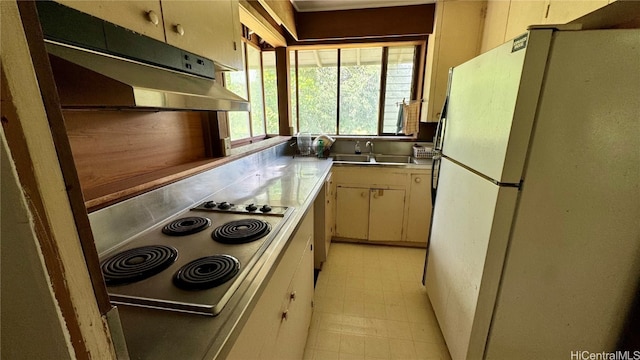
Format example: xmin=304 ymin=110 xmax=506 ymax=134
xmin=36 ymin=1 xmax=249 ymax=112
xmin=46 ymin=41 xmax=250 ymax=112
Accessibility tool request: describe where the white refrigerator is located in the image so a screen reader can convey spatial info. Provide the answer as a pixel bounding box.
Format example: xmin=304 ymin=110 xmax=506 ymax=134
xmin=423 ymin=28 xmax=640 ymax=359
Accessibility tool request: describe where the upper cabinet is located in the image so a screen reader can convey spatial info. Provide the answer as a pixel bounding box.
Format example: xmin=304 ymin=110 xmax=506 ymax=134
xmin=162 ymin=0 xmax=243 ymax=71
xmin=56 ymin=0 xmax=243 ymax=71
xmin=421 ymin=0 xmax=612 ymax=123
xmin=421 ymin=0 xmax=485 ymax=122
xmin=56 ymin=1 xmax=166 ymax=42
xmin=504 ymin=1 xmax=548 ymax=42
xmin=542 ymin=0 xmax=610 ymax=25
xmin=480 ymin=0 xmax=612 ymax=52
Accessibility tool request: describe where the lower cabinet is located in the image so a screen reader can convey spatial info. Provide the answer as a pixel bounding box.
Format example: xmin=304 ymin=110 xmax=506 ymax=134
xmin=369 ymin=188 xmax=406 ymax=242
xmin=405 ymin=174 xmax=433 ymax=243
xmin=335 ymin=186 xmax=370 ymax=240
xmin=333 ymin=166 xmax=432 ymax=245
xmin=335 ymin=187 xmax=406 ymax=242
xmin=314 ymin=172 xmax=335 ymax=269
xmin=226 ymin=209 xmax=314 ymax=360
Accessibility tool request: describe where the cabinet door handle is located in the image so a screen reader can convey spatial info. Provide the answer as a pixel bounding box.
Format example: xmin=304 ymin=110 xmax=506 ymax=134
xmin=282 ymin=310 xmax=289 ymax=321
xmin=290 ymin=291 xmax=297 ymax=301
xmin=361 ymin=191 xmax=367 ymax=198
xmin=372 ymin=189 xmax=383 ymax=199
xmin=174 ymin=24 xmax=185 ymax=36
xmin=146 ymin=10 xmax=159 ymax=25
xmin=415 ymin=177 xmax=422 ymax=183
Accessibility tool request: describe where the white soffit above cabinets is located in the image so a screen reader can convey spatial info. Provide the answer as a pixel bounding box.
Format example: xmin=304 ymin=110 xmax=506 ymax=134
xmin=291 ymin=0 xmax=434 ymax=12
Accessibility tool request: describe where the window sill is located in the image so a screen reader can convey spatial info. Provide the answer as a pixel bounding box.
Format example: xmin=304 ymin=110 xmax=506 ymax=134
xmin=311 ymin=135 xmax=418 ymax=142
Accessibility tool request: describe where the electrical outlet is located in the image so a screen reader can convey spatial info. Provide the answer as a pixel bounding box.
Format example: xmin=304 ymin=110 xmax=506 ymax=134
xmin=221 ymin=137 xmax=231 ymax=156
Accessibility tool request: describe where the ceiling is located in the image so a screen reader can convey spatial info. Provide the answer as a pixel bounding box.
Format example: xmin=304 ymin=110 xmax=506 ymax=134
xmin=291 ymin=0 xmax=435 ymax=12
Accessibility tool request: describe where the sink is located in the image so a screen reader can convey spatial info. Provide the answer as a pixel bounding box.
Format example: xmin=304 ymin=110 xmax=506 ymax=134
xmin=374 ymin=155 xmax=415 ymax=164
xmin=333 ymin=154 xmax=371 ymax=162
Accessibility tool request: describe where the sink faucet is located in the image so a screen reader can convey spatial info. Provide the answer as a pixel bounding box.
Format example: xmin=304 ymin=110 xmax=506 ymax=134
xmin=365 ymin=140 xmax=374 ymax=155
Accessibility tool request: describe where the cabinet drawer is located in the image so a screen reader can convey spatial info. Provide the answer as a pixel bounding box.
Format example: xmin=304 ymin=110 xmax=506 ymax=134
xmin=227 ymin=209 xmax=314 ymax=359
xmin=333 ymin=167 xmax=408 ymax=187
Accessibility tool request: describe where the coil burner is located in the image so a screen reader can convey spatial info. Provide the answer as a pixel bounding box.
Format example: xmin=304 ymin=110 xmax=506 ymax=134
xmin=101 ymin=245 xmax=178 ymax=286
xmin=162 ymin=216 xmax=211 ymax=236
xmin=173 ymin=255 xmax=240 ymax=290
xmin=211 ymin=219 xmax=271 ymax=244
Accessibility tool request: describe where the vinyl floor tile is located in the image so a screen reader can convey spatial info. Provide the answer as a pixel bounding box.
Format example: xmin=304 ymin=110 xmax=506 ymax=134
xmin=305 ymin=243 xmax=450 ymax=360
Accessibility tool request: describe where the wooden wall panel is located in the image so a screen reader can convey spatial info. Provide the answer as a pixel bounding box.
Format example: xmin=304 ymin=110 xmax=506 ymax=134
xmin=64 ymin=110 xmax=207 ymax=191
xmin=259 ymin=0 xmax=297 ymax=39
xmin=295 ymin=4 xmax=435 ymax=41
xmin=239 ymin=0 xmax=287 ymax=47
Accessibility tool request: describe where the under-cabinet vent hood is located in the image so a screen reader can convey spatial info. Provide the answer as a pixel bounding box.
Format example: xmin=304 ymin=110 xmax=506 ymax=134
xmin=46 ymin=40 xmax=250 ymax=112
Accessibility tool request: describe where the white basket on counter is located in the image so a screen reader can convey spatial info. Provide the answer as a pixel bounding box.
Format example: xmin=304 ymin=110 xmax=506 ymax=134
xmin=413 ymin=145 xmax=435 ymax=159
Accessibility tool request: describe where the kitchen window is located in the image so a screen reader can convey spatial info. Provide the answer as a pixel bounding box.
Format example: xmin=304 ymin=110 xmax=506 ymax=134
xmin=262 ymin=51 xmax=279 ymax=135
xmin=225 ymin=42 xmax=279 ymax=142
xmin=291 ymin=45 xmax=418 ymax=136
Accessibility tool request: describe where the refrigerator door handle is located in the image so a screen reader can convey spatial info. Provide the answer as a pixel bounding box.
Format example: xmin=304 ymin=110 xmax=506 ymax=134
xmin=431 ymin=156 xmax=441 ymax=206
xmin=432 ymin=67 xmax=453 ymax=152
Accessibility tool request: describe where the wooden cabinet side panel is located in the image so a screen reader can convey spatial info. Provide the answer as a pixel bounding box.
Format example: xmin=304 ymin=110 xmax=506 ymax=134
xmin=406 ymin=173 xmax=432 ymax=244
xmin=325 ymin=174 xmax=335 ymax=251
xmin=313 ymin=184 xmax=327 ymax=268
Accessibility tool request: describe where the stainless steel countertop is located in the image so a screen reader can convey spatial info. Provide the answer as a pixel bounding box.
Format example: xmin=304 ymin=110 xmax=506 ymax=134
xmin=114 ymin=156 xmax=333 ymax=360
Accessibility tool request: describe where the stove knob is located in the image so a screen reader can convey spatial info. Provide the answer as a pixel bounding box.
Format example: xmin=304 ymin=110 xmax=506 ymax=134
xmin=218 ymin=202 xmax=231 ymax=210
xmin=259 ymin=205 xmax=272 ymax=213
xmin=246 ymin=204 xmax=258 ymax=212
xmin=203 ymin=201 xmax=217 ymax=208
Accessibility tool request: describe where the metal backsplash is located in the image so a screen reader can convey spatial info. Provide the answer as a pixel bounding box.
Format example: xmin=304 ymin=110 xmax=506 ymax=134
xmin=329 ymin=139 xmax=432 ymax=155
xmin=89 ymin=142 xmax=290 ymax=255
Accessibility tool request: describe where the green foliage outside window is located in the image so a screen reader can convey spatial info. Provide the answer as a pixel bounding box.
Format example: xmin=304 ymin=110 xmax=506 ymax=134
xmin=225 ymin=43 xmax=417 ymax=140
xmin=262 ymin=51 xmax=279 ymax=135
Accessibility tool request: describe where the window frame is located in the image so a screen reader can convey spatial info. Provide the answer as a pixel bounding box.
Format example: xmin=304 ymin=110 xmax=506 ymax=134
xmin=227 ymin=39 xmax=275 ymax=147
xmin=289 ymin=41 xmax=423 ymax=136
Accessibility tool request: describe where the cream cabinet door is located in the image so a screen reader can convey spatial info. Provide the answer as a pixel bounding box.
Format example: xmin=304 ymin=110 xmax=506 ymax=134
xmin=368 ymin=189 xmax=405 ymax=242
xmin=56 ymin=0 xmax=166 ymax=41
xmin=227 ymin=210 xmax=314 ymax=360
xmin=162 ymin=0 xmax=243 ymax=70
xmin=335 ymin=186 xmax=369 ymax=240
xmin=480 ymin=0 xmax=511 ymax=53
xmin=325 ymin=174 xmax=335 ymax=250
xmin=422 ymin=0 xmax=484 ymax=122
xmin=504 ymin=1 xmax=547 ymax=41
xmin=405 ymin=174 xmax=432 ymax=243
xmin=542 ymin=0 xmax=609 ymax=24
xmin=275 ymin=235 xmax=314 ymax=360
